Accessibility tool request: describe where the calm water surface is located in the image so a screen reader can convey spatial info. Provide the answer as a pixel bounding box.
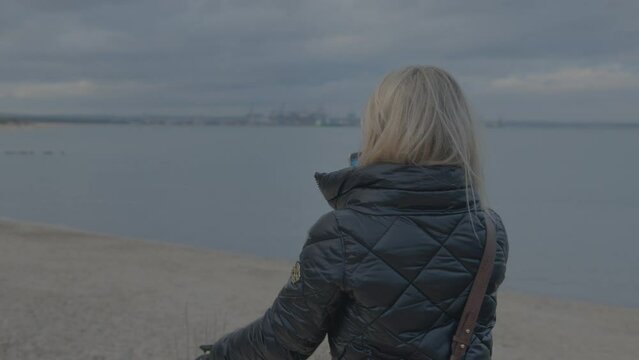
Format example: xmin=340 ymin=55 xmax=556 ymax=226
xmin=0 ymin=125 xmax=637 ymax=307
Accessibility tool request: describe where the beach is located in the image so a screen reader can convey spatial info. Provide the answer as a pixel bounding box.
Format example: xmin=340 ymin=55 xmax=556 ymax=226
xmin=0 ymin=218 xmax=637 ymax=360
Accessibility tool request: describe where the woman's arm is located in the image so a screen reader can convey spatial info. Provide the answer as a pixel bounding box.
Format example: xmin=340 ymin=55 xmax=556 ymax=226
xmin=200 ymin=211 xmax=346 ymax=360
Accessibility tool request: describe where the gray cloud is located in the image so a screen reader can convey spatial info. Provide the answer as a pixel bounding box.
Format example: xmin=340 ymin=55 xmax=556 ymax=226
xmin=1 ymin=0 xmax=638 ymax=121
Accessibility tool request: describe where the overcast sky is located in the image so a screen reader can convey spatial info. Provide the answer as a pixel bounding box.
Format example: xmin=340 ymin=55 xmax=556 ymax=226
xmin=1 ymin=0 xmax=638 ymax=121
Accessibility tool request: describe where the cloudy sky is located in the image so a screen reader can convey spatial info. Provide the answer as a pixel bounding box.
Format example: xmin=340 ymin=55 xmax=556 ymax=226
xmin=1 ymin=0 xmax=638 ymax=121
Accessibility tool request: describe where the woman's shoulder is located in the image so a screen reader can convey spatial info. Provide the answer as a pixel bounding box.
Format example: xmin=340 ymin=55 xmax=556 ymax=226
xmin=306 ymin=208 xmax=381 ymax=246
xmin=485 ymin=207 xmax=509 ymax=263
xmin=304 ymin=210 xmax=342 ymax=248
xmin=485 ymin=208 xmax=506 ymax=231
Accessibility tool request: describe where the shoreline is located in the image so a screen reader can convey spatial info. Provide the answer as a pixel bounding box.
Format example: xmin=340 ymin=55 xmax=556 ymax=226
xmin=0 ymin=123 xmax=61 ymax=130
xmin=1 ymin=218 xmax=637 ymax=359
xmin=2 ymin=217 xmax=633 ymax=309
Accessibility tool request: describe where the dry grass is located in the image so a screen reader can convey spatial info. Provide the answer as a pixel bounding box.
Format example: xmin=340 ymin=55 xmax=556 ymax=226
xmin=183 ymin=307 xmax=332 ymax=360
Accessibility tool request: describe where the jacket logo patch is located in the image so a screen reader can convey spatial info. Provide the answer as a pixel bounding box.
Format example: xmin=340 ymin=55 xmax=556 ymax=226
xmin=290 ymin=261 xmax=301 ymax=284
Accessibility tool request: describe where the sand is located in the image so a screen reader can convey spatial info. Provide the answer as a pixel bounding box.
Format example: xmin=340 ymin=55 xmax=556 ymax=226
xmin=0 ymin=218 xmax=637 ymax=360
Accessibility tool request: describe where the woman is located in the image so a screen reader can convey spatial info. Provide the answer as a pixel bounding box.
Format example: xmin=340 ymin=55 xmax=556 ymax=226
xmin=197 ymin=65 xmax=509 ymax=359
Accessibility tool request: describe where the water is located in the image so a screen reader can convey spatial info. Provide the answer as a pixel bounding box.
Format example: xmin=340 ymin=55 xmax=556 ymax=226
xmin=0 ymin=125 xmax=637 ymax=307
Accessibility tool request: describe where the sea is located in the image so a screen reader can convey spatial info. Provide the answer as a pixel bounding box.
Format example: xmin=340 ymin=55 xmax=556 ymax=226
xmin=0 ymin=124 xmax=637 ymax=307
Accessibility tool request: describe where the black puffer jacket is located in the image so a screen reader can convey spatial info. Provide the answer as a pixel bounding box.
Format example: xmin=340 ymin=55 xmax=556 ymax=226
xmin=204 ymin=163 xmax=509 ymax=359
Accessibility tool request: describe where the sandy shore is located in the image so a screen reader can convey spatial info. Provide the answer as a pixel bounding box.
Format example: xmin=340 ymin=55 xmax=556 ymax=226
xmin=0 ymin=218 xmax=637 ymax=360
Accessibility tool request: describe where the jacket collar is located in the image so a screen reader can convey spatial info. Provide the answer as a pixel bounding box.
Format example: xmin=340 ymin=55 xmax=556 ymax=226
xmin=313 ymin=162 xmax=478 ymax=213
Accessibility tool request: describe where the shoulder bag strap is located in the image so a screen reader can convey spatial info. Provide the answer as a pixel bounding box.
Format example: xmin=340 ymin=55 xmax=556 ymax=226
xmin=449 ymin=214 xmax=497 ymax=360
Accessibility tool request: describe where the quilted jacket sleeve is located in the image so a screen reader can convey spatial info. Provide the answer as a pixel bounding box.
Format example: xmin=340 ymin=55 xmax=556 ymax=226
xmin=206 ymin=211 xmax=346 ymax=359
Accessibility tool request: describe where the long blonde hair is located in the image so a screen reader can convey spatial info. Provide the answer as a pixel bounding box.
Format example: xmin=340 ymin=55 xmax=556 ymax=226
xmin=357 ymin=65 xmax=488 ymax=215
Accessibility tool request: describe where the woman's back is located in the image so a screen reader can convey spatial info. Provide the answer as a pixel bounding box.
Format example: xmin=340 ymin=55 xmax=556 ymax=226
xmin=203 ymin=163 xmax=509 ymax=359
xmin=315 ymin=163 xmax=509 ymax=359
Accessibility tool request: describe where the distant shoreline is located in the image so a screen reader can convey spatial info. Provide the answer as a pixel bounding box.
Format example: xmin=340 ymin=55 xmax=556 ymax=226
xmin=0 ymin=122 xmax=60 ymax=130
xmin=2 ymin=113 xmax=638 ymax=129
xmin=484 ymin=119 xmax=639 ymax=129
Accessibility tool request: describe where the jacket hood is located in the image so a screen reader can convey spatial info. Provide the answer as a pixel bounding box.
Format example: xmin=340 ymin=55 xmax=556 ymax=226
xmin=313 ymin=162 xmax=478 ymax=213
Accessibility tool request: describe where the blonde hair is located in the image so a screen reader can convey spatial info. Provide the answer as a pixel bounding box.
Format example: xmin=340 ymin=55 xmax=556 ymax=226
xmin=358 ymin=65 xmax=488 ymax=216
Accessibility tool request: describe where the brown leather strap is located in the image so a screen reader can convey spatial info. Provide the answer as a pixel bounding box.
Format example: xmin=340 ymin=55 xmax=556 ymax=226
xmin=449 ymin=214 xmax=497 ymax=360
